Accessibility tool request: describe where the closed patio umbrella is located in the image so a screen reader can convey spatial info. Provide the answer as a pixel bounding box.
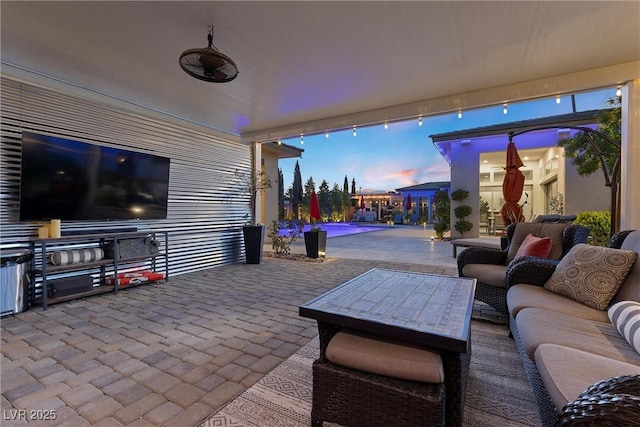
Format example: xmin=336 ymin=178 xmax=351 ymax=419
xmin=501 ymin=141 xmax=525 ymax=225
xmin=405 ymin=194 xmax=412 ymax=212
xmin=310 ymin=191 xmax=321 ymax=224
xmin=360 ymin=195 xmax=365 ymax=212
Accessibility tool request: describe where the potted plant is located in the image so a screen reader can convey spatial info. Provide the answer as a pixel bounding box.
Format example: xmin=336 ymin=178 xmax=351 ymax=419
xmin=237 ymin=169 xmax=271 ymax=264
xmin=304 ymin=191 xmax=327 ymax=258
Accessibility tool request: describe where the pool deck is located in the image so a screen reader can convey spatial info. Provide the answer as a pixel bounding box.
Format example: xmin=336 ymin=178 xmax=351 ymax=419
xmin=270 ymin=223 xmax=495 ymax=267
xmin=1 ymin=225 xmax=505 ymax=427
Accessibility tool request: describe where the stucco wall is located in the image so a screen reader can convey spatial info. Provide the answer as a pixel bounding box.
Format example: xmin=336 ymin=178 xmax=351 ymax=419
xmin=563 ymin=159 xmax=611 ymax=215
xmin=261 ymin=153 xmax=280 ymax=227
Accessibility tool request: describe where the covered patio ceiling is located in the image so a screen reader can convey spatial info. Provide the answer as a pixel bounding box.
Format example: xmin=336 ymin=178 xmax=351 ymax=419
xmin=1 ymin=1 xmax=639 ymax=141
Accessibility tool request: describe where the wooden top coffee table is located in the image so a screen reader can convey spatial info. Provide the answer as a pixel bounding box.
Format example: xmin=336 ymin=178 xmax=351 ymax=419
xmin=299 ymin=268 xmax=476 ymax=427
xmin=299 ymin=268 xmax=476 ymax=352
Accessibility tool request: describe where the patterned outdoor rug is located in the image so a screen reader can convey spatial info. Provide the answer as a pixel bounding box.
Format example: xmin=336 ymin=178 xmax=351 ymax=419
xmin=199 ymin=320 xmax=542 ymax=427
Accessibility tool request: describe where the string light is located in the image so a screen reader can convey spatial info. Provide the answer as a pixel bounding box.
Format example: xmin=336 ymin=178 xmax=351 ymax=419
xmin=616 ymin=86 xmax=622 ymax=97
xmin=458 ymin=111 xmax=462 ymax=119
xmin=418 ymin=116 xmax=423 ymax=126
xmin=300 ymin=134 xmax=304 ymax=145
xmin=503 ymin=103 xmax=508 ymax=115
xmin=325 ymin=131 xmax=329 ymax=139
xmin=384 ymin=122 xmax=388 ymax=129
xmin=556 ymin=96 xmax=561 ymax=104
xmin=277 ymin=140 xmax=282 ymax=145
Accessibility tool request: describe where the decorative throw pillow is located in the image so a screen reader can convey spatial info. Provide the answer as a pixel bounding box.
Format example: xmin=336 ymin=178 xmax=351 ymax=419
xmin=50 ymin=248 xmax=104 ymax=265
xmin=544 ymin=244 xmax=637 ymax=310
xmin=514 ymin=233 xmax=553 ymax=259
xmin=608 ymin=301 xmax=640 ymax=355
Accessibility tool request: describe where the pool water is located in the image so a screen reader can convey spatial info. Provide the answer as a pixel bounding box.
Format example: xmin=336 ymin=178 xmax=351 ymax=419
xmin=278 ymin=222 xmax=385 ymax=238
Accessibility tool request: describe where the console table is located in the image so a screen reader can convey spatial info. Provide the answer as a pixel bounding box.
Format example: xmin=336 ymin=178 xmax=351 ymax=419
xmin=29 ymin=231 xmax=168 ymax=310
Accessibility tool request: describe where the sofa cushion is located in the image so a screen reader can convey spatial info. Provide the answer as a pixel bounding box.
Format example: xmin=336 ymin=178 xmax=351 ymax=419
xmin=515 ymin=308 xmax=640 ymax=365
xmin=608 ymin=301 xmax=640 ymax=355
xmin=326 ymin=329 xmax=444 ymax=383
xmin=514 ymin=234 xmax=552 ymax=260
xmin=534 ymin=343 xmax=640 ymax=413
xmin=461 ymin=264 xmax=507 ymax=288
xmin=506 ymin=223 xmax=567 ymax=264
xmin=611 ymin=230 xmax=640 ymax=304
xmin=544 ymin=244 xmax=637 ymax=310
xmin=507 ymin=284 xmax=609 ymax=322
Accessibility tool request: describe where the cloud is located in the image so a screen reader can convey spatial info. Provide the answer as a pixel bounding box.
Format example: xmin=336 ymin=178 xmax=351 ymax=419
xmin=358 ymin=159 xmax=450 ymax=192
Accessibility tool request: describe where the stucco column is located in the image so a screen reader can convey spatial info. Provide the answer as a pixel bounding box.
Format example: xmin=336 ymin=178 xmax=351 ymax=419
xmin=620 ymin=80 xmax=640 ymax=230
xmin=450 ymin=141 xmax=481 ymax=238
xmin=253 ymin=142 xmax=264 ymax=224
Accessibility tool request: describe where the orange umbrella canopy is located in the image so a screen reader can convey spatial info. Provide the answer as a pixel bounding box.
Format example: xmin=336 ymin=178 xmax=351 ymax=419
xmin=310 ymin=191 xmax=321 ymax=222
xmin=501 ymin=141 xmax=525 ymax=225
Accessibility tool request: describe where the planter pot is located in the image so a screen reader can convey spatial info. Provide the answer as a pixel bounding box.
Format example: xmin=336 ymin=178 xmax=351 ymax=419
xmin=304 ymin=230 xmax=327 ymax=258
xmin=243 ymin=225 xmax=265 ymax=264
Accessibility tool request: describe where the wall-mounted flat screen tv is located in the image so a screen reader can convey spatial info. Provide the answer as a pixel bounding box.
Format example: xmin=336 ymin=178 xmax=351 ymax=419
xmin=20 ymin=132 xmax=170 ymax=221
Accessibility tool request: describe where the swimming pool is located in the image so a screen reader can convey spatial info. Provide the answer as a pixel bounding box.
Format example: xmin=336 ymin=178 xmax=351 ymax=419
xmin=278 ymin=222 xmax=385 ymax=238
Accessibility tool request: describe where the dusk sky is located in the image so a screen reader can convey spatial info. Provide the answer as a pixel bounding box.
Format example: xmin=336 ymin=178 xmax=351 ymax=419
xmin=279 ymin=88 xmax=616 ymax=194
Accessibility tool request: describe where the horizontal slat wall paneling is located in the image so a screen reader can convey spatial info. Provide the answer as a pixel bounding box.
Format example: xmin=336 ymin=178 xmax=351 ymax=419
xmin=0 ymin=76 xmax=252 ymax=280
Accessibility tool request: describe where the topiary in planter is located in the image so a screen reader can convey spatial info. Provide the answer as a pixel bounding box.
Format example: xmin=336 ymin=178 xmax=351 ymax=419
xmin=451 ymin=188 xmax=473 ymax=237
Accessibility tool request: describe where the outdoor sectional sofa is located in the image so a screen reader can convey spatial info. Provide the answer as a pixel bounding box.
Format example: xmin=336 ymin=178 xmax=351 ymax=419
xmin=507 ymin=230 xmax=640 ymax=426
xmin=457 ymin=222 xmax=590 ymax=317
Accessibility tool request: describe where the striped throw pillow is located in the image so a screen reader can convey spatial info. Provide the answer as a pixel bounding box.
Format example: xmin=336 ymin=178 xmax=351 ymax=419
xmin=50 ymin=248 xmax=104 ymax=265
xmin=608 ymin=300 xmax=640 ymax=355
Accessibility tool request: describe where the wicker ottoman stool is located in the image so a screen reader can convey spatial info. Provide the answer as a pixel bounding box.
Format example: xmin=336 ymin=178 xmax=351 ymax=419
xmin=311 ymin=329 xmax=446 ymax=427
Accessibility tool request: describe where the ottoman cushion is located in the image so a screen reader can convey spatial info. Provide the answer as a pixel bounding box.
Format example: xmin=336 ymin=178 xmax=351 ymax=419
xmin=326 ymin=329 xmax=444 ymax=383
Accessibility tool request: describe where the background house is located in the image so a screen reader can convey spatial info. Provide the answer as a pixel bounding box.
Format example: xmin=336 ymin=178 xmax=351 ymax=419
xmin=396 ymin=182 xmax=452 ymax=224
xmin=432 ymin=111 xmax=611 ymax=238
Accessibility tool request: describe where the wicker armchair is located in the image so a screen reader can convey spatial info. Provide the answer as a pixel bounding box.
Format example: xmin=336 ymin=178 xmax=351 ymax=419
xmin=457 ymin=222 xmax=590 ymax=316
xmin=558 ymin=375 xmax=640 ymax=427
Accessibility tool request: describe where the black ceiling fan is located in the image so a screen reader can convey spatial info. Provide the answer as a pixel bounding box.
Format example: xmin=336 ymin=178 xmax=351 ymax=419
xmin=179 ymin=26 xmax=238 ymax=83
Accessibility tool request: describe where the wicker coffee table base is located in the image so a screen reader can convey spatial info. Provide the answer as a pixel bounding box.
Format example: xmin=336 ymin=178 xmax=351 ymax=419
xmin=311 ymin=359 xmax=446 ymax=427
xmin=311 ymin=320 xmax=471 ymax=427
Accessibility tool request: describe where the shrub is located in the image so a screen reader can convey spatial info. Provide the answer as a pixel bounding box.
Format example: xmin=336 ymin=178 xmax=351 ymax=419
xmin=434 ymin=222 xmax=449 ymax=240
xmin=433 ymin=190 xmax=450 ymax=240
xmin=450 ymin=188 xmax=469 ymax=202
xmin=268 ymin=220 xmax=304 ymax=255
xmin=454 ymin=219 xmax=473 ymax=235
xmin=454 ymin=205 xmax=472 ymax=218
xmin=573 ymin=211 xmax=611 ymax=246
